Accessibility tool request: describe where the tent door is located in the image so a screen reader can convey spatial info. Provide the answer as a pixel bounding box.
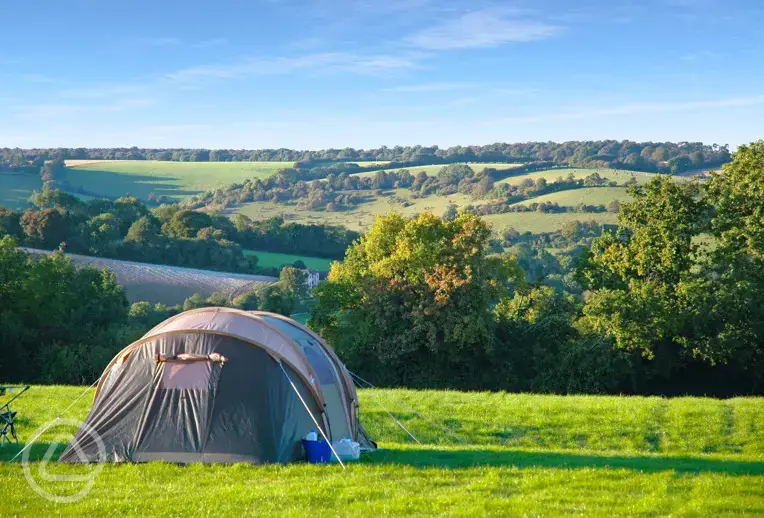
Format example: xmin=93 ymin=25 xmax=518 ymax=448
xmin=132 ymin=355 xmax=224 ymax=461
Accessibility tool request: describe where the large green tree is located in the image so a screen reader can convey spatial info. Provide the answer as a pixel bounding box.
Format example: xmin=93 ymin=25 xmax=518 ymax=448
xmin=309 ymin=212 xmax=521 ymax=388
xmin=578 ymin=143 xmax=764 ymax=390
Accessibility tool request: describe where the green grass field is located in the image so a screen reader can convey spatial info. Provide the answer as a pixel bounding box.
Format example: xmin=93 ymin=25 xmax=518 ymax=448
xmin=512 ymin=187 xmax=633 ymax=208
xmin=244 ymin=249 xmax=336 ymax=271
xmin=0 ymin=386 xmax=761 ymax=515
xmin=497 ymin=168 xmax=663 ymax=186
xmin=64 ymin=160 xmax=292 ymax=201
xmin=0 ymin=172 xmax=40 ymax=210
xmin=351 ymin=162 xmax=523 ymax=179
xmin=236 ymin=185 xmax=621 ymax=234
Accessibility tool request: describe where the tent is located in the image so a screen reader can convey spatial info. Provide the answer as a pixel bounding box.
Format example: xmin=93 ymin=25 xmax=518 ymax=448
xmin=60 ymin=308 xmax=375 ymax=464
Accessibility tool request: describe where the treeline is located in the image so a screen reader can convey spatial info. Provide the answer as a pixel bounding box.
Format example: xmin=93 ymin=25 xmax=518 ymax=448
xmin=0 ymin=190 xmax=358 ymax=276
xmin=309 ymin=142 xmax=764 ymax=396
xmin=2 ymin=139 xmax=730 ymax=174
xmin=465 ymin=170 xmax=633 ymax=216
xmin=0 ymin=237 xmax=308 ymax=384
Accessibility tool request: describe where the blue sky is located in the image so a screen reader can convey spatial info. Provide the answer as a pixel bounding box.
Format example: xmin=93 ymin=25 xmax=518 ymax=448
xmin=1 ymin=0 xmax=762 ymax=149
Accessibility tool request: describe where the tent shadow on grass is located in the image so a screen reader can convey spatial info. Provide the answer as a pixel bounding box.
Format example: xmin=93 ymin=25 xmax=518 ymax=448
xmin=3 ymin=444 xmax=763 ymax=477
xmin=360 ymin=448 xmax=764 ymax=476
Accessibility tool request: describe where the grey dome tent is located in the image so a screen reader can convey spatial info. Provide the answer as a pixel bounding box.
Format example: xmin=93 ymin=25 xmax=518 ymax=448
xmin=60 ymin=308 xmax=375 ymax=464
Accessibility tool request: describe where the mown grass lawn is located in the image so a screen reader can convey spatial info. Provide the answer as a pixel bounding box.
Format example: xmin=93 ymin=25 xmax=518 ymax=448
xmin=1 ymin=386 xmax=762 ymax=515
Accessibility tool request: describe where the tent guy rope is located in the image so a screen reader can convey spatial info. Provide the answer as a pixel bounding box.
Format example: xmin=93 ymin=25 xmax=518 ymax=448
xmin=348 ymin=369 xmax=478 ymax=451
xmin=10 ymin=376 xmax=103 ymax=463
xmin=278 ymin=361 xmax=346 ymax=470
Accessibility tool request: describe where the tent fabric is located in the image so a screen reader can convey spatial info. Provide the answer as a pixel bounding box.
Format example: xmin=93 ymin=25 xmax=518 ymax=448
xmin=60 ymin=309 xmax=375 ymax=465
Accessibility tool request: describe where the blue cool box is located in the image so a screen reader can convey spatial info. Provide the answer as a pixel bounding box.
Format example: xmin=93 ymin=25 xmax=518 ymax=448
xmin=302 ymin=439 xmax=332 ymax=464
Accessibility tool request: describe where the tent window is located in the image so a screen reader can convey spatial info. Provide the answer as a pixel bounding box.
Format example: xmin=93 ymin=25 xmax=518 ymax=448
xmin=160 ymin=361 xmax=212 ymax=390
xmin=303 ymin=344 xmax=336 ymax=385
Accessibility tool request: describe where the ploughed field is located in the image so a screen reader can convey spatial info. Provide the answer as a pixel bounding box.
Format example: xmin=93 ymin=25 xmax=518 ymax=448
xmin=23 ymin=248 xmax=277 ymax=305
xmin=1 ymin=386 xmax=761 ymax=515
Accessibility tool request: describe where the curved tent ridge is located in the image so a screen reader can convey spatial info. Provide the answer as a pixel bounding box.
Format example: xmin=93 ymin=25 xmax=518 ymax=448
xmin=140 ymin=307 xmax=323 ymax=399
xmin=253 ymin=312 xmax=359 ymax=402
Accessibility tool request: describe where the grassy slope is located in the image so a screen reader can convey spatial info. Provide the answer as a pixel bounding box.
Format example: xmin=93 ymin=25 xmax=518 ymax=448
xmin=64 ymin=160 xmax=292 ymax=201
xmin=484 ymin=212 xmax=619 ymax=233
xmin=497 ymin=168 xmax=665 ymax=186
xmin=0 ymin=386 xmax=762 ymax=515
xmin=244 ymin=249 xmax=336 ymax=271
xmin=0 ymin=172 xmax=40 ymax=210
xmin=511 ymin=187 xmax=633 ymax=208
xmin=351 ymin=162 xmax=523 ymax=179
xmin=236 ymin=189 xmax=493 ymax=232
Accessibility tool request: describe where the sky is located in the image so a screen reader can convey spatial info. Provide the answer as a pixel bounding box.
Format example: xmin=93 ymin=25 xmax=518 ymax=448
xmin=1 ymin=0 xmax=763 ymax=149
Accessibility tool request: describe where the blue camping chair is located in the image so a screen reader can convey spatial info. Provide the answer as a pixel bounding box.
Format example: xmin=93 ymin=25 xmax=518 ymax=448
xmin=0 ymin=386 xmax=29 ymax=445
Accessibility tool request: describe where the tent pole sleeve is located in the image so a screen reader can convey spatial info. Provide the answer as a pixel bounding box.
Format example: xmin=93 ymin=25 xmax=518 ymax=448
xmin=277 ymin=361 xmax=346 ymax=470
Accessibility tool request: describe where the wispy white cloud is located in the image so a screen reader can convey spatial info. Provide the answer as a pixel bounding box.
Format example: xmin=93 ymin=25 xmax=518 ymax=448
xmin=448 ymin=96 xmax=479 ymax=106
xmin=134 ymin=36 xmax=227 ymax=49
xmin=15 ymin=98 xmax=155 ymax=119
xmin=15 ymin=104 xmax=88 ymax=119
xmin=21 ymin=73 xmax=58 ymax=84
xmin=59 ymin=83 xmax=151 ymax=99
xmin=138 ymin=37 xmax=182 ymax=47
xmin=191 ymin=38 xmax=228 ymax=49
xmin=384 ymin=82 xmax=477 ymax=92
xmin=408 ymin=9 xmax=561 ymax=50
xmin=483 ymin=95 xmax=764 ymax=125
xmin=165 ymin=52 xmax=421 ymax=82
xmin=680 ymin=50 xmax=725 ymax=61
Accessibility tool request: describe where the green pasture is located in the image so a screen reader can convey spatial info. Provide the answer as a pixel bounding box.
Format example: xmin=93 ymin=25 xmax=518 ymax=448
xmin=351 ymin=162 xmax=524 ymax=179
xmin=235 ymin=189 xmax=492 ymax=232
xmin=244 ymin=249 xmax=335 ymax=271
xmin=484 ymin=211 xmax=619 ymax=233
xmin=496 ymin=168 xmax=664 ymax=186
xmin=235 ymin=185 xmax=622 ymax=234
xmin=64 ymin=160 xmax=291 ymax=201
xmin=0 ymin=172 xmax=40 ymax=210
xmin=512 ymin=187 xmax=633 ymax=208
xmin=0 ymin=386 xmax=761 ymax=515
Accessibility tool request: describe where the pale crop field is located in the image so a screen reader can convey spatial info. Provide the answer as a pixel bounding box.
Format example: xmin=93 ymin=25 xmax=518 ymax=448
xmin=64 ymin=160 xmax=292 ymax=201
xmin=23 ymin=248 xmax=276 ymax=305
xmin=0 ymin=386 xmax=761 ymax=516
